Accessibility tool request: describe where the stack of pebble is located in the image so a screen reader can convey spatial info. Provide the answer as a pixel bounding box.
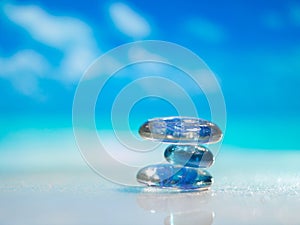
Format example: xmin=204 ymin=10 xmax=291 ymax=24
xmin=136 ymin=116 xmax=223 ymax=191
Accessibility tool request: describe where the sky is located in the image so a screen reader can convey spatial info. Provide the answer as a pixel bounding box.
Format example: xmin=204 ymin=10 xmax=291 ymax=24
xmin=0 ymin=0 xmax=300 ymax=127
xmin=1 ymin=0 xmax=300 ymax=198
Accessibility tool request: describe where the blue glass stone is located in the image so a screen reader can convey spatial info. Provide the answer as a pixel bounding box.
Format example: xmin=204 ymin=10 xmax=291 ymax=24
xmin=136 ymin=164 xmax=213 ymax=190
xmin=139 ymin=116 xmax=222 ymax=144
xmin=164 ymin=145 xmax=214 ymax=168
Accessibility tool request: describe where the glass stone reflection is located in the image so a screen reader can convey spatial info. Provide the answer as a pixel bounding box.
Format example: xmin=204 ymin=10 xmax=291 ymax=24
xmin=136 ymin=164 xmax=213 ymax=190
xmin=139 ymin=116 xmax=222 ymax=144
xmin=164 ymin=145 xmax=214 ymax=168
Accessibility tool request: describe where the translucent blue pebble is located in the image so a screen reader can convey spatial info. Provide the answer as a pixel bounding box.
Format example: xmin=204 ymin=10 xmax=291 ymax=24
xmin=164 ymin=145 xmax=214 ymax=168
xmin=136 ymin=164 xmax=213 ymax=190
xmin=139 ymin=116 xmax=222 ymax=144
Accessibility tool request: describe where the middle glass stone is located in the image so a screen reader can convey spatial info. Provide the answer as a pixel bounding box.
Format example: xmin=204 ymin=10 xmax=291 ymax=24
xmin=164 ymin=145 xmax=214 ymax=168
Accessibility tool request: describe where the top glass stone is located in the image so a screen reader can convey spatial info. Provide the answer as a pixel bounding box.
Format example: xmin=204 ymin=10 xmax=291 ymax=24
xmin=139 ymin=116 xmax=222 ymax=144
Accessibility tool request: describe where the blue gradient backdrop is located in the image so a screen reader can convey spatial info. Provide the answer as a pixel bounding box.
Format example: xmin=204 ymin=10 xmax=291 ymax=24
xmin=1 ymin=0 xmax=300 ymax=151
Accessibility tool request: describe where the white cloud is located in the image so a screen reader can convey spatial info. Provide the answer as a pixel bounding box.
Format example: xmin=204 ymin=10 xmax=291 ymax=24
xmin=109 ymin=2 xmax=151 ymax=39
xmin=262 ymin=11 xmax=285 ymax=30
xmin=0 ymin=50 xmax=49 ymax=96
xmin=262 ymin=5 xmax=300 ymax=30
xmin=186 ymin=18 xmax=226 ymax=43
xmin=4 ymin=4 xmax=95 ymax=49
xmin=0 ymin=50 xmax=49 ymax=77
xmin=289 ymin=4 xmax=300 ymax=26
xmin=128 ymin=46 xmax=166 ymax=62
xmin=3 ymin=4 xmax=100 ymax=82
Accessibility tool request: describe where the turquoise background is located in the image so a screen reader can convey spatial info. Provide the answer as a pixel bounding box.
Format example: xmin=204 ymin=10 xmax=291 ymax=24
xmin=0 ymin=0 xmax=300 ymax=151
xmin=1 ymin=2 xmax=300 ymax=224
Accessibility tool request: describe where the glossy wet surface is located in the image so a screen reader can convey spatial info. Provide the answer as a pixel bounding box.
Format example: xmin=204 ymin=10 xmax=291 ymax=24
xmin=1 ymin=129 xmax=300 ymax=224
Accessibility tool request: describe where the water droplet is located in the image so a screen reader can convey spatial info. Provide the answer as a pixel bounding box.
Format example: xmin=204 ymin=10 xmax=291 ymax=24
xmin=139 ymin=117 xmax=222 ymax=144
xmin=136 ymin=164 xmax=213 ymax=190
xmin=164 ymin=145 xmax=214 ymax=168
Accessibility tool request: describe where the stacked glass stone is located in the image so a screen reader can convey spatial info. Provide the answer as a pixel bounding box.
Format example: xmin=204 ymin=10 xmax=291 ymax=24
xmin=136 ymin=117 xmax=223 ymax=191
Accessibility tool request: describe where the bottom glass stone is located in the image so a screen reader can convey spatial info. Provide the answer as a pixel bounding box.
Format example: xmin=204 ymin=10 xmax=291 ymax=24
xmin=136 ymin=164 xmax=213 ymax=190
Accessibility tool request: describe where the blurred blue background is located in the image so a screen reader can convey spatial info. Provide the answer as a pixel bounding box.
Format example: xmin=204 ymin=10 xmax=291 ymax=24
xmin=0 ymin=0 xmax=300 ymax=154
